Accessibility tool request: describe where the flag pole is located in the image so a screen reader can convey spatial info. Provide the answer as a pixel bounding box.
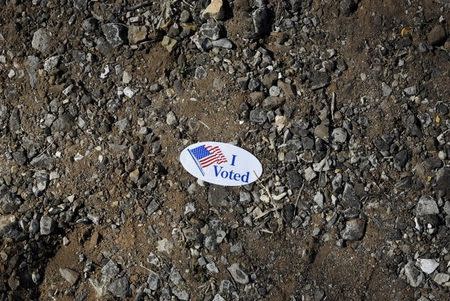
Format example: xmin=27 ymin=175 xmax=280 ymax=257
xmin=188 ymin=149 xmax=205 ymax=176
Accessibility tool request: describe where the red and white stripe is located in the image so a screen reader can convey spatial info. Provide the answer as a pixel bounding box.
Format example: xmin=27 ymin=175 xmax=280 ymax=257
xmin=199 ymin=145 xmax=227 ymax=168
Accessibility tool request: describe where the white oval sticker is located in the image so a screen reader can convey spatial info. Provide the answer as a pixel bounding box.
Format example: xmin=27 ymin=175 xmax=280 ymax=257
xmin=179 ymin=142 xmax=263 ymax=186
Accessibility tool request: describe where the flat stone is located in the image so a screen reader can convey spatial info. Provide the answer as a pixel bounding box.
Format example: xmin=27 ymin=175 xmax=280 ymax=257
xmin=416 ymin=196 xmax=439 ymax=216
xmin=381 ymin=82 xmax=392 ymax=97
xmin=332 ymin=128 xmax=347 ymax=143
xmin=0 ymin=190 xmax=22 ymax=214
xmin=59 ymin=268 xmax=79 ymax=286
xmin=32 ymin=28 xmax=51 ymax=53
xmin=102 ymin=23 xmax=127 ymax=48
xmin=310 ymin=72 xmax=330 ymax=90
xmin=404 ymin=86 xmax=417 ymax=96
xmin=304 ymin=167 xmax=317 ymax=182
xmin=213 ymin=294 xmax=226 ymax=301
xmin=172 ymin=287 xmax=189 ymax=300
xmin=208 ymin=186 xmax=229 ymax=207
xmin=433 ymin=273 xmax=450 ymax=285
xmin=39 ymin=215 xmax=54 ymax=235
xmin=314 ymin=123 xmax=329 ymax=141
xmin=157 ymin=238 xmax=173 ymax=254
xmin=249 ymin=108 xmax=267 ymax=124
xmin=404 ymin=261 xmax=423 ymax=287
xmin=286 ymin=170 xmax=302 ymax=189
xmin=341 ymin=218 xmax=366 ymax=241
xmin=166 ymin=111 xmax=178 ymax=126
xmin=161 ymin=36 xmax=177 ymax=52
xmin=128 ymin=25 xmax=147 ymax=44
xmin=262 ymin=96 xmax=284 ymax=109
xmin=147 ymin=271 xmax=159 ymax=290
xmin=417 ymin=259 xmax=439 ymax=274
xmin=227 ymin=263 xmax=249 ymax=284
xmin=107 ymin=276 xmax=129 ymax=298
xmin=211 ymin=38 xmax=233 ymax=49
xmin=342 ymin=183 xmax=361 ymax=209
xmin=101 ymin=259 xmax=120 ymax=280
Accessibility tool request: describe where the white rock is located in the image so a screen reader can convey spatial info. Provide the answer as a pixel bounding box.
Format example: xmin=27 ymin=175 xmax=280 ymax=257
xmin=123 ymin=87 xmax=135 ymax=98
xmin=417 ymin=259 xmax=439 ymax=274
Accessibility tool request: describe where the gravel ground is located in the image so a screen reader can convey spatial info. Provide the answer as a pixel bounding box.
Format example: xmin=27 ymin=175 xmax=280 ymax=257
xmin=0 ymin=0 xmax=449 ymax=300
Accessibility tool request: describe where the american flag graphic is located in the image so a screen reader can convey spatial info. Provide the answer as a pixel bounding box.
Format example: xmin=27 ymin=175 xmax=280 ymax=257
xmin=189 ymin=145 xmax=227 ymax=172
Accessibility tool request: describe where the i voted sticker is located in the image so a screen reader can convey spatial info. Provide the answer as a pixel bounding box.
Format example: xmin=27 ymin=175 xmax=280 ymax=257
xmin=179 ymin=142 xmax=263 ymax=186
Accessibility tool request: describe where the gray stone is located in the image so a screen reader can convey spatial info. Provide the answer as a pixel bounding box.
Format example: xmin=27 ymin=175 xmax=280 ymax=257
xmin=0 ymin=189 xmax=22 ymax=214
xmin=341 ymin=218 xmax=366 ymax=241
xmin=73 ymin=0 xmax=88 ymax=10
xmin=249 ymin=108 xmax=267 ymax=124
xmin=314 ymin=123 xmax=329 ymax=141
xmin=248 ymin=78 xmax=261 ymax=91
xmin=332 ymin=128 xmax=347 ymax=143
xmin=51 ymin=113 xmax=75 ymax=132
xmin=59 ymin=268 xmax=79 ymax=285
xmin=166 ymin=111 xmax=178 ymax=126
xmin=211 ymin=38 xmax=233 ymax=49
xmin=172 ymin=286 xmax=189 ymax=300
xmin=43 ymin=56 xmax=60 ymax=74
xmin=149 ymin=83 xmax=162 ymax=92
xmin=381 ymin=82 xmax=392 ymax=97
xmin=269 ymin=86 xmax=281 ymax=97
xmin=169 ymin=267 xmax=183 ymax=285
xmin=102 ymin=23 xmax=127 ymax=48
xmin=39 ymin=215 xmax=54 ymax=235
xmin=199 ymin=21 xmax=223 ymax=41
xmin=433 ymin=273 xmax=450 ymax=285
xmin=404 ymin=261 xmax=423 ymax=287
xmin=304 ymin=167 xmax=317 ymax=182
xmin=239 ymin=191 xmax=251 ymax=204
xmin=147 ymin=271 xmax=159 ymax=290
xmin=416 ymin=196 xmax=439 ymax=216
xmin=342 ymin=183 xmax=361 ymax=209
xmin=195 ymin=66 xmax=207 ymax=79
xmin=128 ymin=144 xmax=143 ymax=160
xmin=32 ymin=28 xmax=51 ymax=53
xmin=286 ymin=170 xmax=302 ymax=189
xmin=108 ymin=276 xmax=129 ymax=298
xmin=310 ymin=72 xmax=330 ymax=90
xmin=404 ymin=86 xmax=417 ymax=96
xmin=227 ymin=263 xmax=249 ymax=284
xmin=213 ymin=294 xmax=226 ymax=301
xmin=206 ymin=262 xmax=219 ymax=273
xmin=180 ymin=10 xmax=191 ymax=23
xmin=208 ymin=186 xmax=229 ymax=207
xmin=101 ymin=260 xmax=120 ymax=280
xmin=262 ymin=96 xmax=284 ymax=109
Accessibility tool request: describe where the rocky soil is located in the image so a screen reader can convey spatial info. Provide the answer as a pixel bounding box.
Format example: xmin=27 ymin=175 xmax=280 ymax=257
xmin=0 ymin=0 xmax=449 ymax=300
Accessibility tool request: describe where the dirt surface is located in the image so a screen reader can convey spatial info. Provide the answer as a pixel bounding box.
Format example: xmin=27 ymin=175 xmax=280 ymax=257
xmin=0 ymin=0 xmax=449 ymax=300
